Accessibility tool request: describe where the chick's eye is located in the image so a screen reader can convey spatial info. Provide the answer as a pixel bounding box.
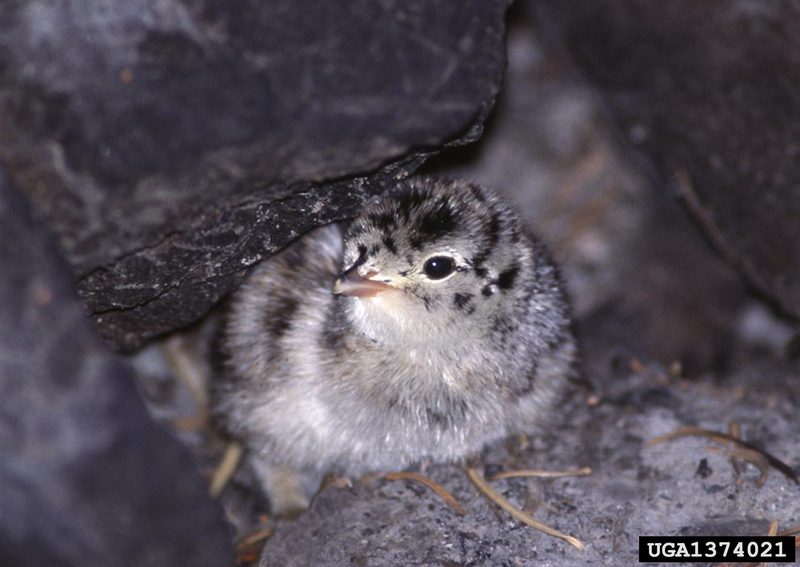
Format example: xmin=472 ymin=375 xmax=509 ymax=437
xmin=423 ymin=256 xmax=456 ymax=280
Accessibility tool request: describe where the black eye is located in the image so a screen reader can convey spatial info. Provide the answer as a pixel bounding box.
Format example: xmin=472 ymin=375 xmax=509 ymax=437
xmin=423 ymin=256 xmax=456 ymax=280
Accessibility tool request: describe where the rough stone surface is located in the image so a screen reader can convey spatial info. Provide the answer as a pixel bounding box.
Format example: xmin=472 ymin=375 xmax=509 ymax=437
xmin=260 ymin=358 xmax=800 ymax=566
xmin=533 ymin=0 xmax=800 ymax=320
xmin=0 ymin=0 xmax=510 ymax=350
xmin=0 ymin=171 xmax=233 ymax=566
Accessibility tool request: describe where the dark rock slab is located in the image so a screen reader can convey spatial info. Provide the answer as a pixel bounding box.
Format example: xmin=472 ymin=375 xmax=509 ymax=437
xmin=0 ymin=0 xmax=510 ymax=350
xmin=0 ymin=171 xmax=233 ymax=566
xmin=533 ymin=0 xmax=800 ymax=320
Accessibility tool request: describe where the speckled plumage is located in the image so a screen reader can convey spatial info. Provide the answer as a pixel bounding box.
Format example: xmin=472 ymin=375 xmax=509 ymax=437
xmin=213 ymin=177 xmax=576 ymax=514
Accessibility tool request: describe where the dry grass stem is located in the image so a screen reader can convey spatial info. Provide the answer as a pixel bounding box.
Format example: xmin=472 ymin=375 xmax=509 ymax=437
xmin=382 ymin=471 xmax=466 ymax=516
xmin=767 ymin=519 xmax=778 ymax=537
xmin=777 ymin=525 xmax=800 ymax=537
xmin=209 ymin=441 xmax=244 ymax=498
xmin=169 ymin=412 xmax=209 ymax=432
xmin=162 ymin=334 xmax=210 ymax=408
xmin=465 ymin=467 xmax=585 ymax=550
xmin=647 ymin=425 xmax=798 ymax=485
xmin=489 ymin=467 xmax=592 ymax=481
xmin=236 ymin=525 xmax=273 ymax=550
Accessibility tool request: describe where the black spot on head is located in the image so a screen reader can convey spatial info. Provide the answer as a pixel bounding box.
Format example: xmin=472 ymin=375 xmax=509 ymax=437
xmin=453 ymin=292 xmax=473 ymax=310
xmin=409 ymin=200 xmax=457 ymax=249
xmin=484 ymin=211 xmax=501 ymax=250
xmin=482 ymin=284 xmax=494 ymax=297
xmin=496 ymin=263 xmax=519 ymax=291
xmin=408 ymin=238 xmax=424 ymax=251
xmin=382 ymin=234 xmax=397 ymax=254
xmin=369 ymin=212 xmax=395 ymax=232
xmin=470 ymin=210 xmax=502 ymax=274
xmin=396 ymin=187 xmax=430 ymax=221
xmin=468 ymin=183 xmax=486 ymax=203
xmin=358 ymin=244 xmax=367 ymax=257
xmin=419 ymin=202 xmax=456 ymax=238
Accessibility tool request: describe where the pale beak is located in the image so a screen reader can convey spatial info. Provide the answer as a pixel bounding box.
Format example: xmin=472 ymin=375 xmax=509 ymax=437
xmin=333 ymin=272 xmax=393 ymax=297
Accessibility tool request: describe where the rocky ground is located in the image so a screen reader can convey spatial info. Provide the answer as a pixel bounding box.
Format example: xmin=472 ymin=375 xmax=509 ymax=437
xmin=258 ymin=356 xmax=800 ymax=566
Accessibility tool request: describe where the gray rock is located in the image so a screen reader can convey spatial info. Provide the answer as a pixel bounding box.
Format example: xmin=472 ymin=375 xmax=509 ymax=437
xmin=0 ymin=0 xmax=510 ymax=350
xmin=533 ymin=0 xmax=800 ymax=320
xmin=0 ymin=171 xmax=233 ymax=566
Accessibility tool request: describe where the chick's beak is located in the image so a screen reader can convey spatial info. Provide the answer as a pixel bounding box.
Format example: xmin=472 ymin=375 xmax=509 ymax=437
xmin=333 ymin=271 xmax=393 ymax=298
